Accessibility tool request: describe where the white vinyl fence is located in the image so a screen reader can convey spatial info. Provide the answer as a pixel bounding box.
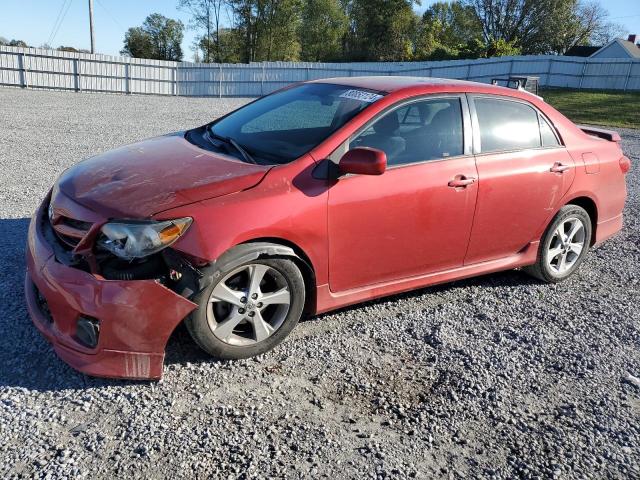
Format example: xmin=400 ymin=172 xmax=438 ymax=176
xmin=1 ymin=45 xmax=639 ymax=97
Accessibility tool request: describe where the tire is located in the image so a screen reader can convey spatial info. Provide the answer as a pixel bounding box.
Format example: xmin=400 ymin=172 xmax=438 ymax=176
xmin=185 ymin=257 xmax=305 ymax=359
xmin=525 ymin=205 xmax=592 ymax=283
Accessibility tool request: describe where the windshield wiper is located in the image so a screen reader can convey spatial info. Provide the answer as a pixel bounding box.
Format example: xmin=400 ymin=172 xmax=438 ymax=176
xmin=207 ymin=128 xmax=257 ymax=165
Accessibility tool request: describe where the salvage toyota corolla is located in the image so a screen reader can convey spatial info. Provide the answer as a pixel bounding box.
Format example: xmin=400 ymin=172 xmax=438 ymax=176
xmin=26 ymin=77 xmax=630 ymax=379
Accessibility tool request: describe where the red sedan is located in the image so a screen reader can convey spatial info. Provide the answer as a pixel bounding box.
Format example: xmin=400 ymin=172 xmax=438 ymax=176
xmin=26 ymin=77 xmax=630 ymax=379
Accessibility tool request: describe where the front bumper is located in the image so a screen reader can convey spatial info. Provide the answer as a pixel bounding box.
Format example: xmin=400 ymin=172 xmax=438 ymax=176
xmin=25 ymin=199 xmax=197 ymax=380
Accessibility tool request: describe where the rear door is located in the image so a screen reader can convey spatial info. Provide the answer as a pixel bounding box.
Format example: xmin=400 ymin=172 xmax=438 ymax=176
xmin=327 ymin=95 xmax=479 ymax=292
xmin=464 ymin=95 xmax=576 ymax=264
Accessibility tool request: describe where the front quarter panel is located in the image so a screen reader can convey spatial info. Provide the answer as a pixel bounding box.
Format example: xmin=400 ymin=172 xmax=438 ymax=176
xmin=154 ymin=154 xmax=330 ymax=286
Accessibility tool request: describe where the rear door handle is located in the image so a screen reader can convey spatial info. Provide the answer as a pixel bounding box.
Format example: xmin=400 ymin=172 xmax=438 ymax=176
xmin=448 ymin=176 xmax=476 ymax=188
xmin=550 ymin=162 xmax=571 ymax=173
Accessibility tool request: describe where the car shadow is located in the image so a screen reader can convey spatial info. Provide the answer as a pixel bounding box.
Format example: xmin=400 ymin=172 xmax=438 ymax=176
xmin=0 ymin=216 xmax=540 ymax=391
xmin=163 ymin=267 xmax=541 ymax=368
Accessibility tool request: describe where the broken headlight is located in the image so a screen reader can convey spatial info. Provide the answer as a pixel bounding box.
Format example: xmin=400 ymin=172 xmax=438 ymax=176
xmin=97 ymin=218 xmax=192 ymax=259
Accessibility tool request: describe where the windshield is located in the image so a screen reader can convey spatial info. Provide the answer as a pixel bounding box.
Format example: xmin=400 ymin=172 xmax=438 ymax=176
xmin=209 ymin=83 xmax=385 ymax=164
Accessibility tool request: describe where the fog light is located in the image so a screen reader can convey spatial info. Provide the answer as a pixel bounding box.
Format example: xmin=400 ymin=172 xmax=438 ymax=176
xmin=76 ymin=317 xmax=100 ymax=348
xmin=33 ymin=284 xmax=53 ymax=324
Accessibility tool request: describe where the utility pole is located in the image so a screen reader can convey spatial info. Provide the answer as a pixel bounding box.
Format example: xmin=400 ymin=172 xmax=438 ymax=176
xmin=88 ymin=0 xmax=95 ymax=54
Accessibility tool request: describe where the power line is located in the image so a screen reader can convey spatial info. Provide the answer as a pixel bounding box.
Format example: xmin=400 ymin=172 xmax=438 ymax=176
xmin=95 ymin=0 xmax=126 ymax=33
xmin=49 ymin=0 xmax=74 ymax=46
xmin=47 ymin=0 xmax=70 ymax=45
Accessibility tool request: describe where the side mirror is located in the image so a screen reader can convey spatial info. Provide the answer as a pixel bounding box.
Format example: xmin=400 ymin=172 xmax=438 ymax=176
xmin=339 ymin=147 xmax=387 ymax=176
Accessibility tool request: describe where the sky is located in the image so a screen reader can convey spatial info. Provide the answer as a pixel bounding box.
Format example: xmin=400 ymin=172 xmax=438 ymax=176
xmin=1 ymin=0 xmax=639 ymax=60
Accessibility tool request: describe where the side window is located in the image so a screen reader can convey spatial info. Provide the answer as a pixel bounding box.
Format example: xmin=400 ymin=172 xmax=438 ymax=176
xmin=539 ymin=115 xmax=561 ymax=147
xmin=350 ymin=98 xmax=464 ymax=166
xmin=474 ymin=98 xmax=541 ymax=153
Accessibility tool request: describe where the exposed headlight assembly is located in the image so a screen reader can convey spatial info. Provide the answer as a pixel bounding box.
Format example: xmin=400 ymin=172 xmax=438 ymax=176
xmin=98 ymin=218 xmax=192 ymax=259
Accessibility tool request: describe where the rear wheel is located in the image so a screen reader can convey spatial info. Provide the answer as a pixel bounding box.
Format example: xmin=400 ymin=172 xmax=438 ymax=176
xmin=525 ymin=205 xmax=592 ymax=283
xmin=186 ymin=258 xmax=305 ymax=359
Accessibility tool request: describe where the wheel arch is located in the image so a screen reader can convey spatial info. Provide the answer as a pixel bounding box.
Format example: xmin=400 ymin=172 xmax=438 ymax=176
xmin=203 ymin=237 xmax=317 ymax=317
xmin=565 ymin=196 xmax=598 ymax=245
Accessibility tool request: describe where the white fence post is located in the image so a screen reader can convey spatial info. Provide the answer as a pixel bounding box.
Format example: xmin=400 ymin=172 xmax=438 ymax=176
xmin=73 ymin=58 xmax=80 ymax=92
xmin=17 ymin=52 xmax=27 ymax=88
xmin=578 ymin=60 xmax=587 ymax=89
xmin=624 ymin=60 xmax=633 ymax=91
xmin=546 ymin=58 xmax=553 ymax=87
xmin=172 ymin=66 xmax=177 ymax=96
xmin=219 ymin=64 xmax=223 ymax=98
xmin=124 ymin=63 xmax=130 ymax=94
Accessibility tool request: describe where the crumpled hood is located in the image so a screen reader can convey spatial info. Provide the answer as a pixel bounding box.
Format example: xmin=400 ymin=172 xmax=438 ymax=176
xmin=57 ymin=133 xmax=271 ymax=218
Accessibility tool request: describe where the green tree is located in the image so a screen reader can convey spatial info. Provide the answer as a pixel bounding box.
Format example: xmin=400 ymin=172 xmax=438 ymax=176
xmin=486 ymin=37 xmax=521 ymax=56
xmin=415 ymin=1 xmax=482 ymax=59
xmin=300 ymin=0 xmax=347 ymax=61
xmin=465 ymin=0 xmax=618 ymax=54
xmin=179 ymin=0 xmax=229 ymax=63
xmin=195 ymin=27 xmax=243 ymax=62
xmin=121 ymin=27 xmax=154 ymax=58
xmin=121 ymin=13 xmax=184 ymax=60
xmin=424 ymin=1 xmax=482 ymax=48
xmin=8 ymin=39 xmax=29 ymax=47
xmin=414 ymin=1 xmax=521 ymax=60
xmin=230 ymin=0 xmax=303 ymax=62
xmin=345 ymin=0 xmax=418 ymax=61
xmin=458 ymin=37 xmax=520 ymax=58
xmin=540 ymin=0 xmax=622 ymax=54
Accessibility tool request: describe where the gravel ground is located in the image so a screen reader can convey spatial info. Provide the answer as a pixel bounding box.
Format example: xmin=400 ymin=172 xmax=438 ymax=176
xmin=0 ymin=88 xmax=639 ymax=479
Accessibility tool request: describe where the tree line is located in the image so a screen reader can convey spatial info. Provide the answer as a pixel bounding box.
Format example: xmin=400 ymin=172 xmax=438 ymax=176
xmin=0 ymin=36 xmax=92 ymax=53
xmin=3 ymin=0 xmax=622 ymax=63
xmin=123 ymin=0 xmax=621 ymax=63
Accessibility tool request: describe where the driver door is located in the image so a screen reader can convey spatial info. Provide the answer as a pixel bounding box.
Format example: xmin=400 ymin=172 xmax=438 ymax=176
xmin=327 ymin=95 xmax=479 ymax=292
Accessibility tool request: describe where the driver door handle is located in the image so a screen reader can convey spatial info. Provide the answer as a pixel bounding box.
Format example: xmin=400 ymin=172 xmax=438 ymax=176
xmin=448 ymin=176 xmax=476 ymax=188
xmin=550 ymin=162 xmax=571 ymax=173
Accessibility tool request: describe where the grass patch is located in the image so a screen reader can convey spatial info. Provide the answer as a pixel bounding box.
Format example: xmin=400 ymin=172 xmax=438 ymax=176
xmin=541 ymin=88 xmax=640 ymax=129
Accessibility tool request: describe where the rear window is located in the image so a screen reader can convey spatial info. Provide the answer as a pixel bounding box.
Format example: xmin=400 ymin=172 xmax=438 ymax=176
xmin=475 ymin=98 xmax=541 ymax=153
xmin=539 ymin=115 xmax=561 ymax=147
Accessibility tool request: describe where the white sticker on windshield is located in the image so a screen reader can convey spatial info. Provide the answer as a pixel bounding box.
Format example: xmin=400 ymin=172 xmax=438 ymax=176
xmin=339 ymin=89 xmax=383 ymax=103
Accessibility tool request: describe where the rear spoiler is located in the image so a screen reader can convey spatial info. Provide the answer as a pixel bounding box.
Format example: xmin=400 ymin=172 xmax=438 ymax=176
xmin=578 ymin=125 xmax=621 ymax=142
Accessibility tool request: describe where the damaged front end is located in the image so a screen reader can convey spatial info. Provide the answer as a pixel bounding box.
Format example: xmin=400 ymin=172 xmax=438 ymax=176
xmin=47 ymin=186 xmax=206 ymax=299
xmin=26 ymin=188 xmax=205 ymax=380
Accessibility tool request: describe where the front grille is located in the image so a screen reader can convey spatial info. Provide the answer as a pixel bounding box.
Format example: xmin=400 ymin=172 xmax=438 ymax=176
xmin=50 ymin=212 xmax=94 ymax=250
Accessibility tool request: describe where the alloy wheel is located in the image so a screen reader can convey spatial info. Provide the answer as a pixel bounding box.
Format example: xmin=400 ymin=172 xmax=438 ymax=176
xmin=546 ymin=217 xmax=586 ymax=275
xmin=206 ymin=264 xmax=291 ymax=346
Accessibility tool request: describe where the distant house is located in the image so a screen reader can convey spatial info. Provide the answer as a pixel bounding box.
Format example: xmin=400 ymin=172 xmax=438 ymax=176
xmin=565 ymin=35 xmax=640 ymax=59
xmin=564 ymin=45 xmax=601 ymax=57
xmin=589 ymin=35 xmax=640 ymax=59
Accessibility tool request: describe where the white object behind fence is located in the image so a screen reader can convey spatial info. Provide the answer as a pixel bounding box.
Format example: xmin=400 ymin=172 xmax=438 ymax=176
xmin=1 ymin=45 xmax=639 ymax=96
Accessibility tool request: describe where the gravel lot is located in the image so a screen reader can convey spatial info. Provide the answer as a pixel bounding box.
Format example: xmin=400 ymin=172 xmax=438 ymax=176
xmin=0 ymin=87 xmax=638 ymax=479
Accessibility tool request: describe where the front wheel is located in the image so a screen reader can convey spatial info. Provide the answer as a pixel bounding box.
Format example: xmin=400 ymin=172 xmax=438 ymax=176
xmin=186 ymin=258 xmax=305 ymax=359
xmin=525 ymin=205 xmax=592 ymax=283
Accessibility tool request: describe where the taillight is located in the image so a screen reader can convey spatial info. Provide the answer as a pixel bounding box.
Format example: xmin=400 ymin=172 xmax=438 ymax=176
xmin=620 ymin=156 xmax=631 ymax=174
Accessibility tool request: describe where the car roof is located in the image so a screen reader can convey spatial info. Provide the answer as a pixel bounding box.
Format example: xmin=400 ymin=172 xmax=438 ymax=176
xmin=311 ymin=75 xmax=526 ymax=98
